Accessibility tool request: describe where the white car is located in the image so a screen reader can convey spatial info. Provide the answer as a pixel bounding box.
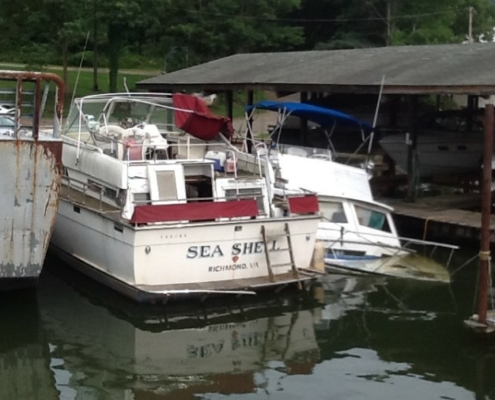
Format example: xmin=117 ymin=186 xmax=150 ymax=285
xmin=0 ymin=115 xmax=15 ymax=135
xmin=0 ymin=104 xmax=14 ymax=115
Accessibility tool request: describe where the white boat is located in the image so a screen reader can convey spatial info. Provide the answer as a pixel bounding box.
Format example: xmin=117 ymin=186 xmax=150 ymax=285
xmin=244 ymin=101 xmax=456 ymax=283
xmin=49 ymin=93 xmax=323 ymax=303
xmin=0 ymin=71 xmax=64 ymax=290
xmin=379 ymin=109 xmax=486 ymax=178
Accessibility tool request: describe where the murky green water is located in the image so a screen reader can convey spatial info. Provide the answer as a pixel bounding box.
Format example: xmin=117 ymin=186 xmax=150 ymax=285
xmin=1 ymin=248 xmax=494 ymax=400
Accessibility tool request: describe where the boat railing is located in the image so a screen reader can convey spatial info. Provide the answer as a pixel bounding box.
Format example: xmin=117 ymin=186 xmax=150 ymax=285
xmin=78 ymin=128 xmax=239 ymax=165
xmin=62 ymin=171 xmax=262 ymax=213
xmin=0 ymin=71 xmax=64 ymax=140
xmin=62 ymin=168 xmax=319 ymax=224
xmin=319 ymin=220 xmax=458 ymax=267
xmin=62 ymin=174 xmax=109 ymax=212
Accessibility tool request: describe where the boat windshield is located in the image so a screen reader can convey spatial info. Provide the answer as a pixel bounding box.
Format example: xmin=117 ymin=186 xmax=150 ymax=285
xmin=355 ymin=205 xmax=391 ymax=232
xmin=64 ymin=95 xmax=178 ymax=135
xmin=320 ymin=201 xmax=348 ymax=223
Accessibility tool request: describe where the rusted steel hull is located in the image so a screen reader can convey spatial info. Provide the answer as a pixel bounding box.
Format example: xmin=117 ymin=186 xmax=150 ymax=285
xmin=0 ymin=139 xmax=62 ymax=289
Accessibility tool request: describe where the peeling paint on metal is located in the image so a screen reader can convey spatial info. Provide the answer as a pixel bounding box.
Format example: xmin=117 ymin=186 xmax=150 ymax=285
xmin=0 ymin=140 xmax=61 ymax=279
xmin=0 ymin=71 xmax=64 ymax=283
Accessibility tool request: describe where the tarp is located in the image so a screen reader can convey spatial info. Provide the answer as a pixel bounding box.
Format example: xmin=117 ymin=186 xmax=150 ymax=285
xmin=245 ymin=101 xmax=373 ymax=131
xmin=130 ymin=199 xmax=258 ymax=224
xmin=287 ymin=195 xmax=319 ymax=215
xmin=173 ymin=93 xmax=233 ymax=141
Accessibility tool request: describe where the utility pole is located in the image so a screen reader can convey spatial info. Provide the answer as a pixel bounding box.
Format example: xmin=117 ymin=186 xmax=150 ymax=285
xmin=92 ymin=0 xmax=99 ymax=92
xmin=386 ymin=0 xmax=391 ymax=46
xmin=468 ymin=6 xmax=476 ymax=43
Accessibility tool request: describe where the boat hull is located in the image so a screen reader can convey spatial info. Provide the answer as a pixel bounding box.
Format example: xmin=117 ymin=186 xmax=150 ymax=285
xmin=50 ymin=198 xmax=321 ymax=303
xmin=0 ymin=139 xmax=62 ymax=288
xmin=379 ymin=132 xmax=484 ymax=177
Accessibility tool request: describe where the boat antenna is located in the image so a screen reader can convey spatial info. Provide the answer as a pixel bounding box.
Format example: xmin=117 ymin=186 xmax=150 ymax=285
xmin=368 ymin=75 xmax=385 ymax=156
xmin=123 ymin=77 xmax=130 ymax=94
xmin=72 ymin=31 xmax=91 ymax=108
xmin=74 ymin=31 xmax=91 ymax=165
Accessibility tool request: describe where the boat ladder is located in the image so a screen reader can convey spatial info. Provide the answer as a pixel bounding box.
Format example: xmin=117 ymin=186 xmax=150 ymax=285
xmin=261 ymin=223 xmax=302 ymax=288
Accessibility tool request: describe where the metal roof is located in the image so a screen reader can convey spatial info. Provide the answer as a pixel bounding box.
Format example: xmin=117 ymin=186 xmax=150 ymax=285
xmin=137 ymin=43 xmax=495 ymax=95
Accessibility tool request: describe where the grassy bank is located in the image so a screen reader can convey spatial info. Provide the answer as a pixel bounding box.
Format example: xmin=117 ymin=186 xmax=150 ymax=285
xmin=59 ymin=69 xmax=155 ymax=98
xmin=0 ymin=64 xmax=268 ymax=119
xmin=2 ymin=67 xmax=157 ymax=117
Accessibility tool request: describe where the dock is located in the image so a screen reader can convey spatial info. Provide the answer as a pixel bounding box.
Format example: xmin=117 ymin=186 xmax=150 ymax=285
xmin=383 ymin=193 xmax=495 ymax=243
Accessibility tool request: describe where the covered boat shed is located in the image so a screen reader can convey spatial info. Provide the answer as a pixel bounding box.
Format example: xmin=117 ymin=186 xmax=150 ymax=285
xmin=137 ymin=43 xmax=495 ymax=200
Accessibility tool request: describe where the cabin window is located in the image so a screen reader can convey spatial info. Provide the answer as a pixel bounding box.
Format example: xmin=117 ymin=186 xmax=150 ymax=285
xmin=225 ymin=188 xmax=264 ymax=213
xmin=320 ymin=201 xmax=347 ymax=223
xmin=185 ymin=176 xmax=213 ymax=201
xmin=355 ymin=205 xmax=391 ymax=232
xmin=156 ymin=171 xmax=178 ymax=201
xmin=133 ymin=192 xmax=151 ymax=205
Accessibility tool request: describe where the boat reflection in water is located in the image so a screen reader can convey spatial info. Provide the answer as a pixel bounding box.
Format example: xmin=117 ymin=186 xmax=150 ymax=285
xmin=0 ymin=290 xmax=58 ymax=400
xmin=38 ymin=262 xmax=322 ymax=399
xmin=29 ymin=255 xmax=495 ymax=399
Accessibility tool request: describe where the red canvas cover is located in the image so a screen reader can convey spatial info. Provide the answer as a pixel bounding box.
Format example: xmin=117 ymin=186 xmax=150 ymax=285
xmin=130 ymin=199 xmax=258 ymax=224
xmin=287 ymin=195 xmax=319 ymax=215
xmin=172 ymin=93 xmax=233 ymax=141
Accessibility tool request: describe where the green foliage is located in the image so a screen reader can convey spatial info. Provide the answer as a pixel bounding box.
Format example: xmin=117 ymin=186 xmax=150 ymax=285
xmin=0 ymin=0 xmax=494 ymax=86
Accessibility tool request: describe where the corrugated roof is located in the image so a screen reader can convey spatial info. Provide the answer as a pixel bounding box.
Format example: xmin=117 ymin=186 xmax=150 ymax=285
xmin=137 ymin=43 xmax=495 ymax=95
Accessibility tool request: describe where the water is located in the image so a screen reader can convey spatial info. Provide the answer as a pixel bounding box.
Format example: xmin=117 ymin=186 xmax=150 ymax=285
xmin=1 ymin=249 xmax=495 ymax=400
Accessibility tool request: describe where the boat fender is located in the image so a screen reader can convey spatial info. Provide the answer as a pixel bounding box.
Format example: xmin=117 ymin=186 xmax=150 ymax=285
xmin=310 ymin=240 xmax=325 ymax=272
xmin=116 ymin=190 xmax=126 ymax=207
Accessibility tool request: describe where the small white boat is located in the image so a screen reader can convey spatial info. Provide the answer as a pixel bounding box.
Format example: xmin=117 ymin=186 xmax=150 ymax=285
xmin=244 ymin=101 xmax=456 ymax=283
xmin=0 ymin=71 xmax=64 ymax=290
xmin=49 ymin=93 xmax=323 ymax=303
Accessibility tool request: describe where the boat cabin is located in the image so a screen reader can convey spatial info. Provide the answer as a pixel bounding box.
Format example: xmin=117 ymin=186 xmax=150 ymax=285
xmin=61 ymin=94 xmax=317 ymax=225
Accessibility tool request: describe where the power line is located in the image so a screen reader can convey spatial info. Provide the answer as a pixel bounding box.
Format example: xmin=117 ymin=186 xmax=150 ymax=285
xmin=168 ymin=6 xmax=460 ymax=23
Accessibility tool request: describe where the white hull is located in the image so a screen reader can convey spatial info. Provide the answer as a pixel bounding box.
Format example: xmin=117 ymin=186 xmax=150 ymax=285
xmin=317 ymin=222 xmax=403 ymax=258
xmin=0 ymin=139 xmax=61 ymax=288
xmin=51 ymin=198 xmax=320 ymax=302
xmin=379 ymin=132 xmax=484 ymax=177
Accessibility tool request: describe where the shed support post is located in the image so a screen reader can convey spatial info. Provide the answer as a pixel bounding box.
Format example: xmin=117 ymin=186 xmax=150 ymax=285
xmin=467 ymin=95 xmax=476 ymax=132
xmin=300 ymin=91 xmax=308 ymax=146
xmin=406 ymin=95 xmax=418 ymax=201
xmin=477 ymin=103 xmax=493 ymax=325
xmin=226 ymin=90 xmax=233 ymax=121
xmin=247 ymin=90 xmax=254 ymax=153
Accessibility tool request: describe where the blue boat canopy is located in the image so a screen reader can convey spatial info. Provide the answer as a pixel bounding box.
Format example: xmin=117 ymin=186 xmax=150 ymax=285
xmin=245 ymin=101 xmax=374 ymax=132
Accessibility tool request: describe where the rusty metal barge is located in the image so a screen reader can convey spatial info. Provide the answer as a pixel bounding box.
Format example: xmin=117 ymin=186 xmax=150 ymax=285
xmin=0 ymin=71 xmax=64 ymax=290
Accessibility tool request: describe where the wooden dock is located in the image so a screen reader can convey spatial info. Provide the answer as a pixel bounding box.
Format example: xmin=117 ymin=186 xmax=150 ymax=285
xmin=383 ymin=193 xmax=495 ymax=243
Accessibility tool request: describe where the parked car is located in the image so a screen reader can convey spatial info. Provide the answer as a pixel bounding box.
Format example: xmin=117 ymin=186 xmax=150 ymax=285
xmin=0 ymin=115 xmax=15 ymax=135
xmin=0 ymin=104 xmax=14 ymax=115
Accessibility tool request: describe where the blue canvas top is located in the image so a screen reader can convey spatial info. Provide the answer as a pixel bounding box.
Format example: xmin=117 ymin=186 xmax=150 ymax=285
xmin=245 ymin=101 xmax=373 ymax=131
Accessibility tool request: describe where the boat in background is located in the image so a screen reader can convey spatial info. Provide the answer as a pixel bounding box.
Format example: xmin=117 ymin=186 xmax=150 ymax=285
xmin=49 ymin=93 xmax=323 ymax=303
xmin=244 ymin=101 xmax=456 ymax=283
xmin=0 ymin=70 xmax=64 ymax=290
xmin=379 ymin=109 xmax=487 ymax=178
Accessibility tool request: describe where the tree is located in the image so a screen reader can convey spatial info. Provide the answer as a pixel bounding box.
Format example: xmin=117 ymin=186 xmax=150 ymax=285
xmin=163 ymin=0 xmax=304 ymax=70
xmin=98 ymin=0 xmax=141 ymax=92
xmin=307 ymin=0 xmax=495 ymax=49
